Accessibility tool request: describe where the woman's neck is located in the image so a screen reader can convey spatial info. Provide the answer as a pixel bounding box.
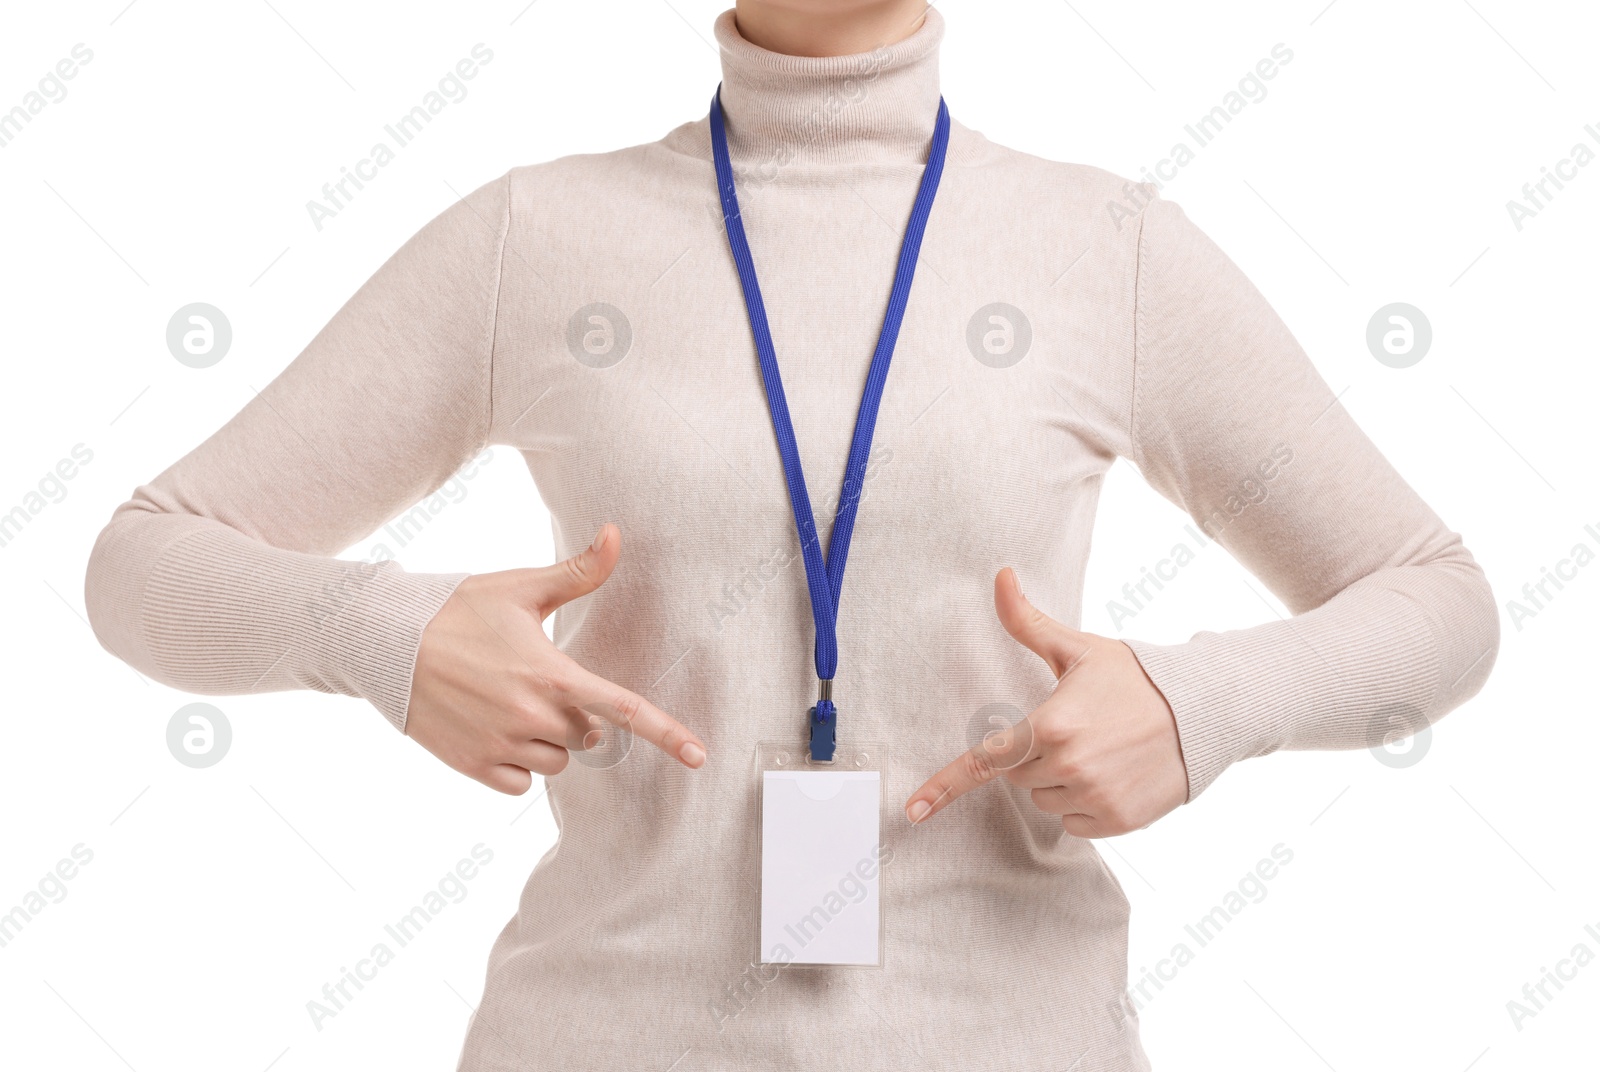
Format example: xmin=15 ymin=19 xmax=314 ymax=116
xmin=711 ymin=5 xmax=944 ymax=168
xmin=733 ymin=0 xmax=929 ymax=58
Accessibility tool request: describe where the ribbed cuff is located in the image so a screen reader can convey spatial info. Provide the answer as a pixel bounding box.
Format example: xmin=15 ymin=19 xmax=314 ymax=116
xmin=309 ymin=562 xmax=469 ymax=733
xmin=130 ymin=523 xmax=468 ymax=733
xmin=1123 ymin=585 xmax=1440 ymax=801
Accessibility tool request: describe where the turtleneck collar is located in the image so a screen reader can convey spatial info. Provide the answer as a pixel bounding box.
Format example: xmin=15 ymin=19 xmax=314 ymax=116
xmin=712 ymin=6 xmax=944 ymax=170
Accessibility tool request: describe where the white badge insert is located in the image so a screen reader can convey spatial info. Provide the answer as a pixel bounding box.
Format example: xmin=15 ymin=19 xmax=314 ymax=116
xmin=759 ymin=766 xmax=882 ymax=966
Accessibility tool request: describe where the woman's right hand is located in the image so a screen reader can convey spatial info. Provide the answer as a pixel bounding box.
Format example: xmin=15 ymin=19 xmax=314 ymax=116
xmin=404 ymin=523 xmax=706 ymax=794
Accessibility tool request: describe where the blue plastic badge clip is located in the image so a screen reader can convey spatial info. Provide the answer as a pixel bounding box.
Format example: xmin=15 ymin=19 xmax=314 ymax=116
xmin=808 ymin=680 xmax=837 ymax=763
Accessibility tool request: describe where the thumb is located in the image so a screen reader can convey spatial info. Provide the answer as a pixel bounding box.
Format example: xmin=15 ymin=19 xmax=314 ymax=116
xmin=994 ymin=567 xmax=1092 ymax=679
xmin=530 ymin=523 xmax=622 ymax=619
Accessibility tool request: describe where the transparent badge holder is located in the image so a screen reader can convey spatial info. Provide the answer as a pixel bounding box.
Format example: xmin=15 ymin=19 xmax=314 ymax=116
xmin=753 ymin=739 xmax=890 ymax=970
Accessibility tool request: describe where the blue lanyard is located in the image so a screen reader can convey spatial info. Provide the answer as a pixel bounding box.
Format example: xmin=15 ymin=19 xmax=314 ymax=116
xmin=709 ymin=86 xmax=951 ymax=761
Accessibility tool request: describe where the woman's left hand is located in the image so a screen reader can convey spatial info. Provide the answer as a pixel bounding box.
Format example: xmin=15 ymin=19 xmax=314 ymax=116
xmin=905 ymin=568 xmax=1189 ymax=838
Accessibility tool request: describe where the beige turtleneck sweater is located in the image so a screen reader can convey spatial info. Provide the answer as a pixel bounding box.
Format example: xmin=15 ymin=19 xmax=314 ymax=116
xmin=84 ymin=9 xmax=1497 ymax=1070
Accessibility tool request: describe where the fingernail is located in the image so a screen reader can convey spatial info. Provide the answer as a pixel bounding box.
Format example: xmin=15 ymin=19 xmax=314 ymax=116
xmin=680 ymin=742 xmax=705 ymax=768
xmin=907 ymin=800 xmax=931 ymax=824
xmin=590 ymin=526 xmax=607 ymax=552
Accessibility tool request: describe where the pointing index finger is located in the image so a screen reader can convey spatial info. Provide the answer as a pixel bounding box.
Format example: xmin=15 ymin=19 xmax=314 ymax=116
xmin=568 ymin=666 xmax=706 ymax=769
xmin=905 ymin=746 xmax=1004 ymax=824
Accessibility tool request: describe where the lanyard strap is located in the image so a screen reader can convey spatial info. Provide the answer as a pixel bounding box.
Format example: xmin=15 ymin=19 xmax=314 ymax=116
xmin=709 ymin=85 xmax=951 ymax=760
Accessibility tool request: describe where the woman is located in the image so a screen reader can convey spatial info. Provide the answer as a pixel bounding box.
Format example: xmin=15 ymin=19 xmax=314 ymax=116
xmin=85 ymin=2 xmax=1499 ymax=1069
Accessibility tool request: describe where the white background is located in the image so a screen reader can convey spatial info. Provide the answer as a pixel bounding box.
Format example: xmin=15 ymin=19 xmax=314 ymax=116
xmin=1 ymin=0 xmax=1595 ymax=1069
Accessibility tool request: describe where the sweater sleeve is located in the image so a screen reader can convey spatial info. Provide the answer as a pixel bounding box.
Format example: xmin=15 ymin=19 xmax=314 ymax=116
xmin=84 ymin=173 xmax=510 ymax=732
xmin=1120 ymin=193 xmax=1499 ymax=801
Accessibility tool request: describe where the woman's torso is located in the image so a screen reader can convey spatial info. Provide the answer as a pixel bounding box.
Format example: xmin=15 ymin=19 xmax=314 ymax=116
xmin=457 ymin=118 xmax=1153 ymax=1071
